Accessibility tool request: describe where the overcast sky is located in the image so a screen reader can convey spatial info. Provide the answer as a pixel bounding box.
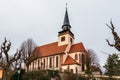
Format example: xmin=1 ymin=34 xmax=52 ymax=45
xmin=0 ymin=0 xmax=120 ymax=69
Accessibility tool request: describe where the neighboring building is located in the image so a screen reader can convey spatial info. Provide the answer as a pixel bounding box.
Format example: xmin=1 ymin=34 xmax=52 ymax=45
xmin=28 ymin=8 xmax=88 ymax=74
xmin=0 ymin=68 xmax=2 ymax=79
xmin=91 ymin=66 xmax=101 ymax=75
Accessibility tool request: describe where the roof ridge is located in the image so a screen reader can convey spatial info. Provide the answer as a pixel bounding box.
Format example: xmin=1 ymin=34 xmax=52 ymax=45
xmin=37 ymin=41 xmax=58 ymax=47
xmin=72 ymin=42 xmax=83 ymax=45
xmin=37 ymin=41 xmax=70 ymax=48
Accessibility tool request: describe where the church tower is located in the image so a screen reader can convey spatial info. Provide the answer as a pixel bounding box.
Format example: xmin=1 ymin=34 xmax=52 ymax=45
xmin=58 ymin=8 xmax=74 ymax=46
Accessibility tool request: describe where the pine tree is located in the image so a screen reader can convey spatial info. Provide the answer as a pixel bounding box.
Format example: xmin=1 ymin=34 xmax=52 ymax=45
xmin=104 ymin=54 xmax=120 ymax=77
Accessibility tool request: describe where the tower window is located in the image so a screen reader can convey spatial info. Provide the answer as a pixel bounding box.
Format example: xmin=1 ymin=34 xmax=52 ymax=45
xmin=70 ymin=38 xmax=72 ymax=43
xmin=61 ymin=36 xmax=65 ymax=41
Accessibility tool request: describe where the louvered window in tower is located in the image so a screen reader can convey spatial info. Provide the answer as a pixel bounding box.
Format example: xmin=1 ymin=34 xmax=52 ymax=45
xmin=61 ymin=36 xmax=65 ymax=41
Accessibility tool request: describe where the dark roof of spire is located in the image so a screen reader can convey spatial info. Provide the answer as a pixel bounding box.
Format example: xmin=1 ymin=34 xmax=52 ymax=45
xmin=59 ymin=7 xmax=74 ymax=37
xmin=63 ymin=8 xmax=70 ymax=26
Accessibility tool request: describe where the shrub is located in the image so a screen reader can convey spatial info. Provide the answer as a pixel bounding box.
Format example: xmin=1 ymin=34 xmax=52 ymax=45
xmin=46 ymin=70 xmax=61 ymax=80
xmin=10 ymin=69 xmax=25 ymax=80
xmin=22 ymin=70 xmax=48 ymax=80
xmin=10 ymin=72 xmax=18 ymax=80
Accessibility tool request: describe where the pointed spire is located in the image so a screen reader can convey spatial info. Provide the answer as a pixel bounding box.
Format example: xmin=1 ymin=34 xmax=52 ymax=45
xmin=63 ymin=7 xmax=70 ymax=25
xmin=62 ymin=5 xmax=71 ymax=31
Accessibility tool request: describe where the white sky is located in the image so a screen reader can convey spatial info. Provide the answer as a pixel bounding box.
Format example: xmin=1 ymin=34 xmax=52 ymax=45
xmin=0 ymin=0 xmax=120 ymax=70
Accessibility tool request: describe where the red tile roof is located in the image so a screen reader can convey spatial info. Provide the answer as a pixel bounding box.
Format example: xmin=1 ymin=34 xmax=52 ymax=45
xmin=69 ymin=43 xmax=86 ymax=53
xmin=31 ymin=42 xmax=86 ymax=57
xmin=32 ymin=42 xmax=67 ymax=57
xmin=62 ymin=55 xmax=80 ymax=65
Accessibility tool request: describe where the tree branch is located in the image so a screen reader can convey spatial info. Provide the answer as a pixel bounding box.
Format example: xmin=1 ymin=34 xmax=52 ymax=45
xmin=106 ymin=39 xmax=114 ymax=47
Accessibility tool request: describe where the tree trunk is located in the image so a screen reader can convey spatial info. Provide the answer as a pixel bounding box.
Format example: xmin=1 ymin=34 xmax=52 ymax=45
xmin=26 ymin=65 xmax=29 ymax=72
xmin=2 ymin=69 xmax=9 ymax=80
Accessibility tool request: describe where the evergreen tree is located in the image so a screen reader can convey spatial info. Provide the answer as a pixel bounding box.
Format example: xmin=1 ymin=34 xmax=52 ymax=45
xmin=104 ymin=54 xmax=120 ymax=77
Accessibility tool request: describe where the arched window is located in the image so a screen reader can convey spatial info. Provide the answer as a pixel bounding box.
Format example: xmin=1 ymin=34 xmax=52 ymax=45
xmin=38 ymin=59 xmax=40 ymax=69
xmin=49 ymin=57 xmax=52 ymax=68
xmin=81 ymin=54 xmax=85 ymax=71
xmin=56 ymin=56 xmax=58 ymax=67
xmin=43 ymin=59 xmax=45 ymax=69
xmin=32 ymin=61 xmax=34 ymax=70
xmin=79 ymin=54 xmax=81 ymax=63
xmin=75 ymin=54 xmax=78 ymax=60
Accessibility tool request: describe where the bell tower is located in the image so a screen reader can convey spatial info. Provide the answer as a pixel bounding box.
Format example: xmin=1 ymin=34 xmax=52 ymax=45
xmin=58 ymin=7 xmax=74 ymax=46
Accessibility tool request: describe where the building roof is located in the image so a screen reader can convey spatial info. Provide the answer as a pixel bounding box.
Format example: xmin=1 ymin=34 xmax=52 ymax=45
xmin=31 ymin=42 xmax=86 ymax=57
xmin=91 ymin=66 xmax=100 ymax=72
xmin=62 ymin=55 xmax=80 ymax=65
xmin=69 ymin=42 xmax=86 ymax=53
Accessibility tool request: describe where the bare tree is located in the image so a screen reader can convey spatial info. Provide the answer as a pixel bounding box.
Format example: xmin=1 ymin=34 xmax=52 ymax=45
xmin=0 ymin=38 xmax=22 ymax=80
xmin=87 ymin=49 xmax=100 ymax=68
xmin=85 ymin=49 xmax=101 ymax=75
xmin=20 ymin=38 xmax=38 ymax=72
xmin=106 ymin=20 xmax=120 ymax=51
xmin=11 ymin=51 xmax=22 ymax=71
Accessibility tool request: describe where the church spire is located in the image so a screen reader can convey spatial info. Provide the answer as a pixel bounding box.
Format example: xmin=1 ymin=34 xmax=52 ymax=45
xmin=63 ymin=8 xmax=70 ymax=26
xmin=62 ymin=6 xmax=71 ymax=31
xmin=58 ymin=5 xmax=74 ymax=46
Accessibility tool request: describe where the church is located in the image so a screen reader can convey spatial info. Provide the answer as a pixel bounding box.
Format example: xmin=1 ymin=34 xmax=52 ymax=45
xmin=28 ymin=8 xmax=88 ymax=74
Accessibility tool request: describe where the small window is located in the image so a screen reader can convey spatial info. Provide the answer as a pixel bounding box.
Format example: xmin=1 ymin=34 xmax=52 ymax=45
xmin=61 ymin=36 xmax=65 ymax=41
